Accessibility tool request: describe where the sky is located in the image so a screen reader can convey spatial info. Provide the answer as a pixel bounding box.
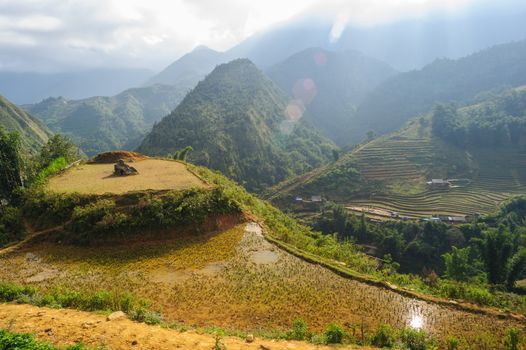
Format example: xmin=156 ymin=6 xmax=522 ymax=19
xmin=0 ymin=0 xmax=506 ymax=72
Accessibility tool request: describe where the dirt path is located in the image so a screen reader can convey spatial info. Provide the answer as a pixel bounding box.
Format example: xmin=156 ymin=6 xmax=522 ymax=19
xmin=0 ymin=303 xmax=364 ymax=350
xmin=0 ymin=223 xmax=65 ymax=257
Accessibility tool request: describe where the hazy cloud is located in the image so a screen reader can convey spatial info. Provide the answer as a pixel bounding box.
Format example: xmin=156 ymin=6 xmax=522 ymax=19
xmin=0 ymin=0 xmax=501 ymax=72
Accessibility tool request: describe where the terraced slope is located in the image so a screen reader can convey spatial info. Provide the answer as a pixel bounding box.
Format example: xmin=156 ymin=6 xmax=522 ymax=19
xmin=270 ymin=118 xmax=526 ymax=218
xmin=355 ymin=128 xmax=526 ymax=216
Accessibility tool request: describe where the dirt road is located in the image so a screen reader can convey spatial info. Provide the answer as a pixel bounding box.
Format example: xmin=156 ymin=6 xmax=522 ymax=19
xmin=0 ymin=303 xmax=363 ymax=350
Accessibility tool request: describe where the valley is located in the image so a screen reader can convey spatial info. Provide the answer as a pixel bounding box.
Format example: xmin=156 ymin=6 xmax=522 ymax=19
xmin=1 ymin=5 xmax=526 ymax=348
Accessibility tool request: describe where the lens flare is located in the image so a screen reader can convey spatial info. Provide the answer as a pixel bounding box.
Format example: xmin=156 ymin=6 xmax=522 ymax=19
xmin=313 ymin=51 xmax=327 ymax=66
xmin=292 ymin=78 xmax=317 ymax=105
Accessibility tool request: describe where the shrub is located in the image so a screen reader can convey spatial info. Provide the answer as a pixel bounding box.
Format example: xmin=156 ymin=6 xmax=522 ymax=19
xmin=0 ymin=282 xmax=35 ymax=301
xmin=447 ymin=336 xmax=460 ymax=350
xmin=0 ymin=206 xmax=24 ymax=247
xmin=503 ymin=328 xmax=521 ymax=350
xmin=400 ymin=328 xmax=436 ymax=350
xmin=288 ymin=318 xmax=309 ymax=340
xmin=371 ymin=324 xmax=397 ymax=348
xmin=324 ymin=323 xmax=344 ymax=344
xmin=0 ymin=329 xmax=88 ymax=349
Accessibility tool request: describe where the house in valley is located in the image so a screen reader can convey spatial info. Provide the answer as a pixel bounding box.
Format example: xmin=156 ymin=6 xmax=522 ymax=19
xmin=426 ymin=179 xmax=451 ymax=189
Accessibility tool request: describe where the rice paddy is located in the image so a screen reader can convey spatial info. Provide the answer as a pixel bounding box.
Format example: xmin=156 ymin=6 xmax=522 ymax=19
xmin=0 ymin=223 xmax=523 ymax=346
xmin=46 ymin=159 xmax=207 ymax=195
xmin=345 ymin=122 xmax=526 ymax=218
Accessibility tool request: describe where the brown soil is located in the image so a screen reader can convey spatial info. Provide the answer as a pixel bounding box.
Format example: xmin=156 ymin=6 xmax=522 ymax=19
xmin=89 ymin=151 xmax=149 ymax=164
xmin=47 ymin=159 xmax=207 ymax=194
xmin=0 ymin=303 xmax=365 ymax=350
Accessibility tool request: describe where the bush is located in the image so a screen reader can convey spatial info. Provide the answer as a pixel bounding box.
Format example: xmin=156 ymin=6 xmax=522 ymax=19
xmin=324 ymin=323 xmax=344 ymax=344
xmin=0 ymin=282 xmax=36 ymax=301
xmin=399 ymin=328 xmax=436 ymax=350
xmin=503 ymin=328 xmax=521 ymax=350
xmin=0 ymin=206 xmax=24 ymax=247
xmin=371 ymin=324 xmax=397 ymax=348
xmin=447 ymin=336 xmax=460 ymax=350
xmin=0 ymin=329 xmax=87 ymax=349
xmin=287 ymin=318 xmax=309 ymax=340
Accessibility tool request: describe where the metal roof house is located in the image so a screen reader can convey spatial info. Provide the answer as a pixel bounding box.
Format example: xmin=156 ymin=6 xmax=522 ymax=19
xmin=426 ymin=179 xmax=451 ymax=188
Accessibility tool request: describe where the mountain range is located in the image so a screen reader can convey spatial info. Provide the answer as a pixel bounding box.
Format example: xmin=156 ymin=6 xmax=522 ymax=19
xmin=267 ymin=48 xmax=397 ymax=145
xmin=138 ymin=59 xmax=337 ymax=191
xmin=25 ymin=84 xmax=190 ymax=156
xmin=0 ymin=68 xmax=153 ymax=105
xmin=349 ymin=39 xmax=526 ymax=143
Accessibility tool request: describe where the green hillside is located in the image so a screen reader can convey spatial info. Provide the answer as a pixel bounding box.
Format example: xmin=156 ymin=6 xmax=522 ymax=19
xmin=269 ymin=88 xmax=526 ymax=218
xmin=138 ymin=59 xmax=337 ymax=192
xmin=0 ymin=95 xmax=51 ymax=152
xmin=25 ymin=84 xmax=189 ymax=156
xmin=267 ymin=48 xmax=397 ymax=145
xmin=349 ymin=39 xmax=526 ymax=144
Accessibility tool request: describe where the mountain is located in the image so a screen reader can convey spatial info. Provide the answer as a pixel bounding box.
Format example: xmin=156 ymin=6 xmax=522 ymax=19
xmin=146 ymin=46 xmax=224 ymax=87
xmin=267 ymin=48 xmax=397 ymax=145
xmin=0 ymin=95 xmax=51 ymax=152
xmin=25 ymin=84 xmax=190 ymax=156
xmin=267 ymin=87 xmax=526 ymax=218
xmin=0 ymin=68 xmax=153 ymax=105
xmin=348 ymin=39 xmax=526 ymax=144
xmin=227 ymin=0 xmax=526 ymax=70
xmin=138 ymin=59 xmax=337 ymax=191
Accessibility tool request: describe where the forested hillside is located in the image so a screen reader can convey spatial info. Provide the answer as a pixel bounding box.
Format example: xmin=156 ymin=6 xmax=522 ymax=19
xmin=432 ymin=87 xmax=526 ymax=148
xmin=269 ymin=87 xmax=526 ymax=218
xmin=26 ymin=84 xmax=189 ymax=156
xmin=0 ymin=95 xmax=51 ymax=152
xmin=349 ymin=39 xmax=526 ymax=143
xmin=138 ymin=59 xmax=337 ymax=191
xmin=267 ymin=48 xmax=397 ymax=145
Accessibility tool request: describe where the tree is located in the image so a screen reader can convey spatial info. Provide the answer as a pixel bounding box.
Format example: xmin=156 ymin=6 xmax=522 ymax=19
xmin=506 ymin=248 xmax=526 ymax=290
xmin=475 ymin=227 xmax=514 ymax=285
xmin=39 ymin=135 xmax=79 ymax=168
xmin=0 ymin=127 xmax=23 ymax=201
xmin=442 ymin=247 xmax=473 ymax=282
xmin=178 ymin=146 xmax=193 ymax=161
xmin=172 ymin=146 xmax=193 ymax=161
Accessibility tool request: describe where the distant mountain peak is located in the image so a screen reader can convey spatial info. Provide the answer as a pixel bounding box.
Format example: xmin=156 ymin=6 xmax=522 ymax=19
xmin=138 ymin=58 xmax=337 ymax=192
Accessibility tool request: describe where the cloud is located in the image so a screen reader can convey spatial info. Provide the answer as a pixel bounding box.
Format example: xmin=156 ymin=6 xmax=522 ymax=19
xmin=0 ymin=0 xmax=486 ymax=72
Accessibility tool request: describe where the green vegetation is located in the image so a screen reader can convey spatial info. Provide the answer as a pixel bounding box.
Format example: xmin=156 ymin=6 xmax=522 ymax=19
xmin=37 ymin=135 xmax=80 ymax=169
xmin=22 ymin=187 xmax=240 ymax=244
xmin=0 ymin=329 xmax=92 ymax=350
xmin=0 ymin=95 xmax=51 ymax=152
xmin=267 ymin=48 xmax=396 ymax=145
xmin=0 ymin=127 xmax=24 ymax=201
xmin=138 ymin=59 xmax=337 ymax=192
xmin=26 ymin=84 xmax=189 ymax=156
xmin=432 ymin=87 xmax=526 ymax=148
xmin=351 ymin=39 xmax=526 ymax=143
xmin=0 ymin=281 xmax=151 ymax=318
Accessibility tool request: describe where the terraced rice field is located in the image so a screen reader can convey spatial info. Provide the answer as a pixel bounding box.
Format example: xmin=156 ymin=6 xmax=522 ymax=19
xmin=346 ymin=127 xmax=526 ymax=217
xmin=0 ymin=223 xmax=524 ymax=347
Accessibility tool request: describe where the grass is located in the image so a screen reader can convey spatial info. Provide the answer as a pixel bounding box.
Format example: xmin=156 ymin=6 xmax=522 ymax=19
xmin=46 ymin=159 xmax=207 ymax=195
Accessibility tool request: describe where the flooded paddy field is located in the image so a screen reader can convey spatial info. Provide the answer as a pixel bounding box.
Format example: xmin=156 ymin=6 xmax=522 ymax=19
xmin=0 ymin=223 xmax=523 ymax=347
